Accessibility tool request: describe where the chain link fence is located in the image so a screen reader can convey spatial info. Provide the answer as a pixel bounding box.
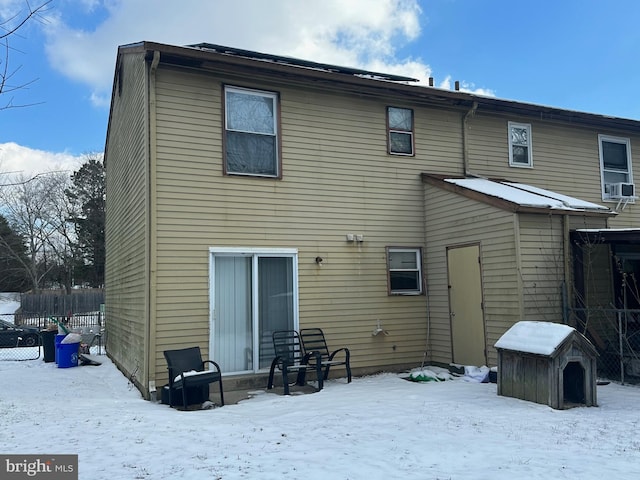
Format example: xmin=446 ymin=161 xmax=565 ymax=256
xmin=0 ymin=312 xmax=105 ymax=362
xmin=568 ymin=307 xmax=640 ymax=384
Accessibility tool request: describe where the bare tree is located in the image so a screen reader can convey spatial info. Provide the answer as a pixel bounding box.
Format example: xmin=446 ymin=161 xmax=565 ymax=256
xmin=0 ymin=170 xmax=73 ymax=292
xmin=0 ymin=0 xmax=53 ymax=109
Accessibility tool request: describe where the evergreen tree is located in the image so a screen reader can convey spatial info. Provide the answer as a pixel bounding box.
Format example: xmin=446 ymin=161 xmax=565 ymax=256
xmin=0 ymin=214 xmax=30 ymax=291
xmin=65 ymin=157 xmax=105 ymax=287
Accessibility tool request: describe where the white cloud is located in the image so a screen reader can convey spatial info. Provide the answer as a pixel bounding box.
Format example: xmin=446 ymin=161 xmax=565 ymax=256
xmin=39 ymin=0 xmax=494 ymax=102
xmin=458 ymin=80 xmax=496 ymax=97
xmin=42 ymin=0 xmax=429 ymax=100
xmin=4 ymin=0 xmax=494 ymax=174
xmin=437 ymin=75 xmax=495 ymax=96
xmin=0 ymin=142 xmax=85 ymax=177
xmin=0 ymin=0 xmax=30 ymax=20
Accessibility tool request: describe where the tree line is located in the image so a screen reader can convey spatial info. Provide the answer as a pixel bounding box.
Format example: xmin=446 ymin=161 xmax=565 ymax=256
xmin=0 ymin=156 xmax=105 ymax=293
xmin=0 ymin=1 xmax=103 ymax=293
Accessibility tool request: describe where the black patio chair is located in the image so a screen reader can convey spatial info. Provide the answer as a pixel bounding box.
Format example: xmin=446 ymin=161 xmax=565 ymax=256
xmin=163 ymin=346 xmax=224 ymax=409
xmin=267 ymin=330 xmax=323 ymax=395
xmin=300 ymin=328 xmax=352 ymax=383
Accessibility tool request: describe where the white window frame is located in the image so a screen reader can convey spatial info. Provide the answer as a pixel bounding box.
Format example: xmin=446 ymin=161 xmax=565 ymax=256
xmin=209 ymin=247 xmax=299 ymax=375
xmin=508 ymin=121 xmax=533 ymax=168
xmin=599 ymin=134 xmax=633 ymax=201
xmin=387 ymin=106 xmax=415 ymax=156
xmin=224 ymin=85 xmax=279 ymax=178
xmin=387 ymin=247 xmax=423 ymax=295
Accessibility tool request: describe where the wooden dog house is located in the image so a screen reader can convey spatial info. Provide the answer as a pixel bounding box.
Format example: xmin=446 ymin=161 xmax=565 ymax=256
xmin=494 ymin=321 xmax=598 ymax=409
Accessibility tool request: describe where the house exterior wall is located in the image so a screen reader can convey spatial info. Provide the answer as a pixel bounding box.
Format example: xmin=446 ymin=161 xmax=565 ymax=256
xmin=466 ymin=111 xmax=640 ymax=228
xmin=518 ymin=214 xmax=565 ymax=322
xmin=106 ymin=44 xmax=634 ymax=397
xmin=424 ymin=186 xmax=520 ymax=366
xmin=149 ymin=64 xmax=467 ymax=386
xmin=104 ymin=51 xmax=150 ymax=391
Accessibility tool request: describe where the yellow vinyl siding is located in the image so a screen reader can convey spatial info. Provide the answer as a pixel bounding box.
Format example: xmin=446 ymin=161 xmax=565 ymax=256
xmin=468 ymin=113 xmax=600 ymax=197
xmin=517 ymin=214 xmax=565 ymax=322
xmin=108 ymin=48 xmax=626 ymax=393
xmin=466 ymin=112 xmax=640 ymax=228
xmin=424 ymin=186 xmax=520 ymax=367
xmin=104 ymin=51 xmax=149 ymax=389
xmin=149 ymin=66 xmax=451 ymax=385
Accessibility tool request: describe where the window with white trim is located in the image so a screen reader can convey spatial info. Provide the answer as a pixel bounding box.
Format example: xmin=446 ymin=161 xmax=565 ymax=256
xmin=387 ymin=107 xmax=414 ymax=155
xmin=599 ymin=134 xmax=633 ymax=200
xmin=387 ymin=247 xmax=423 ymax=295
xmin=508 ymin=122 xmax=532 ymax=167
xmin=224 ymin=85 xmax=279 ymax=177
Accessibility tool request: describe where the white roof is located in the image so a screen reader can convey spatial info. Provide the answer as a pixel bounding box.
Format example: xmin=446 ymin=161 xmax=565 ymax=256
xmin=494 ymin=321 xmax=575 ymax=356
xmin=444 ymin=179 xmax=610 ymax=212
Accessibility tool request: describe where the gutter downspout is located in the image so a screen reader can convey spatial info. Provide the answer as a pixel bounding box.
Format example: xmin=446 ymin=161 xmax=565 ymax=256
xmin=146 ymin=50 xmax=160 ymax=401
xmin=462 ymin=101 xmax=479 ymax=177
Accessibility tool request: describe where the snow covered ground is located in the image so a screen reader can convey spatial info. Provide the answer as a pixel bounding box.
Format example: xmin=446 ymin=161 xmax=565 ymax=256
xmin=0 ymin=293 xmax=20 ymax=315
xmin=1 ymin=357 xmax=639 ymax=479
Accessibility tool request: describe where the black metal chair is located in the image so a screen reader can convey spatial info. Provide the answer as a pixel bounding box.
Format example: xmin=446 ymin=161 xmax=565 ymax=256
xmin=300 ymin=328 xmax=352 ymax=383
xmin=163 ymin=346 xmax=224 ymax=409
xmin=267 ymin=330 xmax=323 ymax=395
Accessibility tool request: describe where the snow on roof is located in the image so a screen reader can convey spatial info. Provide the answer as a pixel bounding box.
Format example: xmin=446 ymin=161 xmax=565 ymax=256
xmin=504 ymin=183 xmax=609 ymax=211
xmin=576 ymin=228 xmax=640 ymax=232
xmin=494 ymin=321 xmax=575 ymax=356
xmin=444 ymin=178 xmax=609 ymax=212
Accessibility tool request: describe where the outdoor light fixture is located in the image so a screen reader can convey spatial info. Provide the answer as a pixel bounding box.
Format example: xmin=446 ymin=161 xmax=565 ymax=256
xmin=315 ymin=256 xmax=324 ymax=265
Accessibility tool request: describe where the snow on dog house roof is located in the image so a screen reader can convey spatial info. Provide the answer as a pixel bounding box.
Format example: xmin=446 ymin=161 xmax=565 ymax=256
xmin=421 ymin=174 xmax=614 ymax=216
xmin=494 ymin=321 xmax=576 ymax=356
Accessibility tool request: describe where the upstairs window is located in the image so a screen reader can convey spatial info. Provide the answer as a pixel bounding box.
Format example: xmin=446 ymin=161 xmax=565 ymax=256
xmin=224 ymin=85 xmax=280 ymax=177
xmin=508 ymin=122 xmax=532 ymax=167
xmin=387 ymin=107 xmax=414 ymax=155
xmin=600 ymin=134 xmax=633 ymax=199
xmin=387 ymin=247 xmax=423 ymax=295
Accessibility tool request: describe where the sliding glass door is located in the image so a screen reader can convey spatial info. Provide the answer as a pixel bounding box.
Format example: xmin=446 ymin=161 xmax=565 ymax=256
xmin=210 ymin=249 xmax=297 ymax=374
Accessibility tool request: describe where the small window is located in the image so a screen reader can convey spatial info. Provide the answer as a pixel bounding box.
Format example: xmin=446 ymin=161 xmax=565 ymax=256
xmin=224 ymin=85 xmax=279 ymax=177
xmin=387 ymin=247 xmax=423 ymax=295
xmin=599 ymin=134 xmax=633 ymax=200
xmin=387 ymin=107 xmax=414 ymax=155
xmin=508 ymin=122 xmax=532 ymax=167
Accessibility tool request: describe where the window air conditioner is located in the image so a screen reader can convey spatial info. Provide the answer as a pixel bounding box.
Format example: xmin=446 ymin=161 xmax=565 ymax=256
xmin=607 ymin=182 xmax=636 ymax=199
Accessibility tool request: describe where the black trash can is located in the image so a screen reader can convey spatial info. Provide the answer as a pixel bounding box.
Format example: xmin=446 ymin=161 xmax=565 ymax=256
xmin=41 ymin=330 xmax=57 ymax=363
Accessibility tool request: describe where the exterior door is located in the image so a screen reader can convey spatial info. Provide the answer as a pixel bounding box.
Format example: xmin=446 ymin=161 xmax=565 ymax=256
xmin=210 ymin=249 xmax=298 ymax=375
xmin=447 ymin=244 xmax=487 ymax=366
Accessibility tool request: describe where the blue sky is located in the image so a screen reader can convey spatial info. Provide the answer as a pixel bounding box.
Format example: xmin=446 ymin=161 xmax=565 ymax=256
xmin=1 ymin=0 xmax=639 ymax=174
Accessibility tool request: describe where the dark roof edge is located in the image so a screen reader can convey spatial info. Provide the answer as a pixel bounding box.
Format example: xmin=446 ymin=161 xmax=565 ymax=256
xmin=117 ymin=41 xmax=640 ymax=132
xmin=188 ymin=43 xmax=419 ymax=82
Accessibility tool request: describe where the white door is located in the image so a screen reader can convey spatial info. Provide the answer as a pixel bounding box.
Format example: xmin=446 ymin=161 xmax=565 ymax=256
xmin=210 ymin=249 xmax=298 ymax=374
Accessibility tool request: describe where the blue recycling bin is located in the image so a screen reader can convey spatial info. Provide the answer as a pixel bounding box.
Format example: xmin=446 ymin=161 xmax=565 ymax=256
xmin=57 ymin=342 xmax=79 ymax=368
xmin=54 ymin=334 xmax=66 ymax=364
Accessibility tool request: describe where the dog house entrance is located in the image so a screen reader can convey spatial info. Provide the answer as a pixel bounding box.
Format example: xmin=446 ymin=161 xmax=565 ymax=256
xmin=563 ymin=361 xmax=586 ymax=405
